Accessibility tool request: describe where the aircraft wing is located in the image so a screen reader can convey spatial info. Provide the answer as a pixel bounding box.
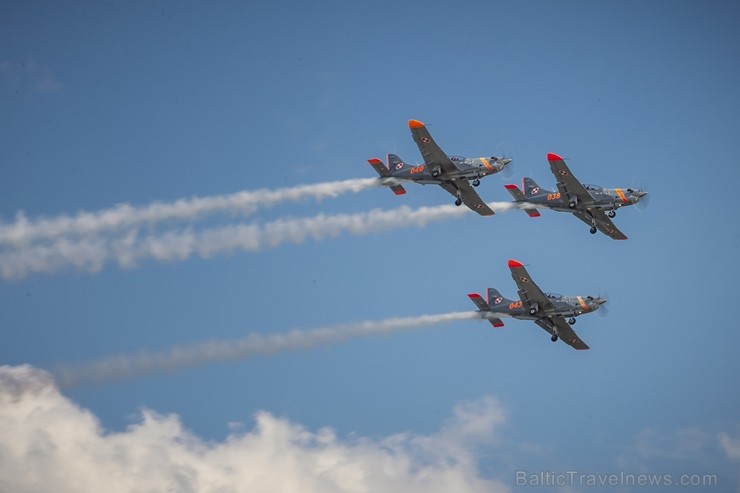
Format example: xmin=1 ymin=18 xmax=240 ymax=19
xmin=409 ymin=120 xmax=457 ymax=174
xmin=508 ymin=259 xmax=556 ymax=312
xmin=439 ymin=181 xmax=495 ymax=216
xmin=534 ymin=318 xmax=590 ymax=350
xmin=573 ymin=209 xmax=628 ymax=240
xmin=547 ymin=153 xmax=594 ymax=206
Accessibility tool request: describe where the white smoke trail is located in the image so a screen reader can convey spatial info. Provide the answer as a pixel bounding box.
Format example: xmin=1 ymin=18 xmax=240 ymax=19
xmin=0 ymin=178 xmax=378 ymax=245
xmin=0 ymin=201 xmax=520 ymax=280
xmin=56 ymin=311 xmax=481 ymax=386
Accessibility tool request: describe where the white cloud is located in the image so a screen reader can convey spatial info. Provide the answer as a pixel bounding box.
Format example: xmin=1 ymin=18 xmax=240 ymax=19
xmin=0 ymin=365 xmax=510 ymax=493
xmin=719 ymin=430 xmax=740 ymax=461
xmin=615 ymin=425 xmax=740 ymax=488
xmin=632 ymin=426 xmax=712 ymax=462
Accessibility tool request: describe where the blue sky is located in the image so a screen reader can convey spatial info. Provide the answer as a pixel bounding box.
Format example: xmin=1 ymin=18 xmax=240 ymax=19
xmin=2 ymin=1 xmax=740 ymax=491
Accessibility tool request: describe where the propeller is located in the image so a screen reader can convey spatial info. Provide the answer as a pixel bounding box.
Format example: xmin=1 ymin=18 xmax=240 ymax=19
xmin=628 ymin=178 xmax=650 ymax=211
xmin=492 ymin=142 xmax=514 ymax=179
xmin=596 ymin=290 xmax=610 ymax=318
xmin=499 ymin=159 xmax=514 ymax=179
xmin=636 ymin=190 xmax=650 ymax=210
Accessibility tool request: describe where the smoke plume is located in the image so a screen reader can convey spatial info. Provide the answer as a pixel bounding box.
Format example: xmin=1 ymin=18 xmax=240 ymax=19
xmin=0 ymin=178 xmax=378 ymax=245
xmin=1 ymin=202 xmax=518 ymax=279
xmin=56 ymin=311 xmax=481 ymax=387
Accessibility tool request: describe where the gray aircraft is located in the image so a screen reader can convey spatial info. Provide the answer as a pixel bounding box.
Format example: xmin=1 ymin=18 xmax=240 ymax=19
xmin=504 ymin=153 xmax=647 ymax=239
xmin=368 ymin=119 xmax=512 ymax=216
xmin=467 ymin=259 xmax=607 ymax=350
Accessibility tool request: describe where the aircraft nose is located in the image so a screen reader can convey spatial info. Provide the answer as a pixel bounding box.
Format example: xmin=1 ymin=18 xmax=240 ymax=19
xmin=629 ymin=190 xmax=647 ymax=204
xmin=501 ymin=158 xmax=512 ymax=166
xmin=597 ymin=298 xmax=607 ymax=305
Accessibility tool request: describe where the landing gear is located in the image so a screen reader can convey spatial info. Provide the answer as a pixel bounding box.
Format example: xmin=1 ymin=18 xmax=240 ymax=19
xmin=472 ymin=178 xmax=480 ymax=187
xmin=454 ymin=198 xmax=462 ymax=206
xmin=568 ymin=200 xmax=577 ymax=209
xmin=590 ymin=226 xmax=597 ymax=234
xmin=568 ymin=317 xmax=576 ymax=325
xmin=529 ymin=307 xmax=537 ymax=315
xmin=608 ymin=210 xmax=616 ymax=218
xmin=431 ymin=169 xmax=441 ymax=178
xmin=551 ymin=334 xmax=559 ymax=342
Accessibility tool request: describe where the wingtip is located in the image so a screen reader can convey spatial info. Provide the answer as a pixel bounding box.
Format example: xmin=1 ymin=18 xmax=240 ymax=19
xmin=408 ymin=119 xmax=425 ymax=129
xmin=547 ymin=152 xmax=563 ymax=162
xmin=508 ymin=259 xmax=524 ymax=268
xmin=393 ymin=189 xmax=406 ymax=196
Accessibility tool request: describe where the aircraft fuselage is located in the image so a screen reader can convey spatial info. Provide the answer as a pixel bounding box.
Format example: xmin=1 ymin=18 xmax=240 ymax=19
xmin=526 ymin=186 xmax=644 ymax=212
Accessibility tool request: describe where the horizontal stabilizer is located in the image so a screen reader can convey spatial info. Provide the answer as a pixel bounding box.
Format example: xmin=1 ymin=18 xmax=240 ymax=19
xmin=368 ymin=158 xmax=390 ymax=177
xmin=368 ymin=158 xmax=406 ymax=195
xmin=504 ymin=184 xmax=540 ymax=217
xmin=468 ymin=293 xmax=490 ymax=311
xmin=468 ymin=293 xmax=504 ymax=328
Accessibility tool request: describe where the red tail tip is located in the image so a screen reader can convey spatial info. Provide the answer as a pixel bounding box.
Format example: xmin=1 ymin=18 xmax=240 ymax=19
xmin=408 ymin=119 xmax=425 ymax=129
xmin=508 ymin=259 xmax=524 ymax=268
xmin=467 ymin=293 xmax=482 ymax=299
xmin=504 ymin=184 xmax=519 ymax=190
xmin=546 ymin=152 xmax=563 ymax=162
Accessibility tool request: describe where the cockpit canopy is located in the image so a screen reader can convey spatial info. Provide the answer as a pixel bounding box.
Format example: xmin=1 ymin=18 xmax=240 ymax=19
xmin=583 ymin=184 xmax=604 ymax=192
xmin=449 ymin=155 xmax=464 ymax=162
xmin=546 ymin=292 xmax=563 ymax=299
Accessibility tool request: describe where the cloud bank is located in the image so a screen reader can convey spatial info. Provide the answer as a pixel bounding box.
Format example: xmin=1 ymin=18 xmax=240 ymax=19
xmin=0 ymin=365 xmax=509 ymax=493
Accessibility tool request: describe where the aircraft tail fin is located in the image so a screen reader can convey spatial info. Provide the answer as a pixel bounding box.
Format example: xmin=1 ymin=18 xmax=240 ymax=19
xmin=468 ymin=293 xmax=504 ymax=328
xmin=487 ymin=288 xmax=514 ymax=308
xmin=522 ymin=177 xmax=553 ymax=199
xmin=367 ymin=158 xmax=406 ymax=195
xmin=503 ymin=184 xmax=541 ymax=217
xmin=387 ymin=153 xmax=414 ymax=174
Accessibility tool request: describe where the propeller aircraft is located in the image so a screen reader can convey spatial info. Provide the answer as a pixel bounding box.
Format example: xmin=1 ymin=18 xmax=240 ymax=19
xmin=504 ymin=153 xmax=647 ymax=239
xmin=467 ymin=259 xmax=607 ymax=350
xmin=368 ymin=119 xmax=512 ymax=216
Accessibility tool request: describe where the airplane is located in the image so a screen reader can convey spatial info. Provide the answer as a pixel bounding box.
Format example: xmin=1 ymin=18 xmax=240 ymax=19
xmin=467 ymin=259 xmax=607 ymax=350
xmin=367 ymin=119 xmax=512 ymax=216
xmin=503 ymin=153 xmax=647 ymax=239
